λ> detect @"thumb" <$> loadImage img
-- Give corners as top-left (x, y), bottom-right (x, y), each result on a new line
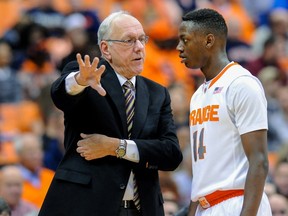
top-left (89, 83), bottom-right (106, 96)
top-left (95, 85), bottom-right (107, 96)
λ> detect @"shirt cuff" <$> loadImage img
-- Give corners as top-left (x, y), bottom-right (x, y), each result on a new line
top-left (124, 140), bottom-right (139, 163)
top-left (65, 71), bottom-right (87, 95)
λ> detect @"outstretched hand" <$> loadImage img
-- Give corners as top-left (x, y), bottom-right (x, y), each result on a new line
top-left (76, 53), bottom-right (106, 96)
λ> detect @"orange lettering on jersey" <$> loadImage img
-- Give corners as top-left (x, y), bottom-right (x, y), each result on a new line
top-left (190, 110), bottom-right (196, 125)
top-left (210, 105), bottom-right (219, 121)
top-left (202, 106), bottom-right (210, 122)
top-left (189, 105), bottom-right (219, 126)
top-left (195, 108), bottom-right (202, 124)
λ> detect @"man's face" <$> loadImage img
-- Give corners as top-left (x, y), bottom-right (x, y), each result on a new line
top-left (274, 162), bottom-right (288, 196)
top-left (269, 194), bottom-right (288, 216)
top-left (19, 138), bottom-right (44, 173)
top-left (103, 15), bottom-right (146, 79)
top-left (0, 169), bottom-right (23, 207)
top-left (177, 21), bottom-right (208, 70)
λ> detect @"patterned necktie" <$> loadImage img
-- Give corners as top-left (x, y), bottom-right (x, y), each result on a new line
top-left (123, 81), bottom-right (135, 139)
top-left (123, 81), bottom-right (140, 211)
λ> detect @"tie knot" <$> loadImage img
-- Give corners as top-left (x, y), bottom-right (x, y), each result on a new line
top-left (123, 80), bottom-right (134, 90)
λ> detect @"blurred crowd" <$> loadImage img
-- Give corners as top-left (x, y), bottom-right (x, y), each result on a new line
top-left (0, 0), bottom-right (287, 215)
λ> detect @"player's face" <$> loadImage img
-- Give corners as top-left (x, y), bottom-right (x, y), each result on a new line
top-left (177, 22), bottom-right (208, 69)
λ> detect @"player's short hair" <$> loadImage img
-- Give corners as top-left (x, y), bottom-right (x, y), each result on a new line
top-left (182, 8), bottom-right (228, 38)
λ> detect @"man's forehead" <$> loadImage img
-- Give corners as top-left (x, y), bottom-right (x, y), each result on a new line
top-left (111, 16), bottom-right (144, 36)
top-left (113, 14), bottom-right (141, 27)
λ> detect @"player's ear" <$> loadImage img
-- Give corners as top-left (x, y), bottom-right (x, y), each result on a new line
top-left (205, 34), bottom-right (214, 49)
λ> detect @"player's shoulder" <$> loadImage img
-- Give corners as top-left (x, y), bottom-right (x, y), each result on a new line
top-left (226, 63), bottom-right (252, 78)
top-left (225, 63), bottom-right (260, 86)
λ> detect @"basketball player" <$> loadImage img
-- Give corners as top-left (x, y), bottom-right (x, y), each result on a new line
top-left (176, 8), bottom-right (272, 216)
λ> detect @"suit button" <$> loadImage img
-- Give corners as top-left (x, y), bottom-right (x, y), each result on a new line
top-left (120, 184), bottom-right (126, 190)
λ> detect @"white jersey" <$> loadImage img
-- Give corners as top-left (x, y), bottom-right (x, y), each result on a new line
top-left (190, 62), bottom-right (268, 201)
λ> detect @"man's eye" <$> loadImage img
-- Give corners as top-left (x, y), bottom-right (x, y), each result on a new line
top-left (183, 39), bottom-right (188, 44)
top-left (125, 39), bottom-right (134, 45)
top-left (139, 38), bottom-right (146, 43)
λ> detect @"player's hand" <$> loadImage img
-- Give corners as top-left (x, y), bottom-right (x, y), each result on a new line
top-left (76, 53), bottom-right (106, 96)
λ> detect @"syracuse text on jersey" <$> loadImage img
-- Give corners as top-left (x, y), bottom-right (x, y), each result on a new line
top-left (189, 105), bottom-right (219, 126)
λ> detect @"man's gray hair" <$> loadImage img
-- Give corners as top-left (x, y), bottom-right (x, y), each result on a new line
top-left (97, 10), bottom-right (131, 45)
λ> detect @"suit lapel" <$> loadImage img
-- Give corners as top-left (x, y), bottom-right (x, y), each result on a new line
top-left (101, 62), bottom-right (128, 137)
top-left (132, 76), bottom-right (149, 138)
top-left (100, 60), bottom-right (149, 139)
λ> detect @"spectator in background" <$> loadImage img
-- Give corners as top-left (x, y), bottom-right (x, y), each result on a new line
top-left (267, 144), bottom-right (288, 184)
top-left (257, 66), bottom-right (287, 152)
top-left (59, 12), bottom-right (100, 71)
top-left (269, 193), bottom-right (288, 216)
top-left (14, 133), bottom-right (54, 209)
top-left (272, 158), bottom-right (288, 200)
top-left (226, 17), bottom-right (255, 66)
top-left (0, 165), bottom-right (38, 216)
top-left (41, 107), bottom-right (64, 171)
top-left (18, 39), bottom-right (59, 101)
top-left (252, 7), bottom-right (288, 76)
top-left (264, 182), bottom-right (276, 198)
top-left (25, 0), bottom-right (64, 35)
top-left (168, 83), bottom-right (190, 130)
top-left (275, 86), bottom-right (288, 132)
top-left (252, 7), bottom-right (288, 57)
top-left (199, 0), bottom-right (256, 44)
top-left (159, 172), bottom-right (181, 216)
top-left (172, 147), bottom-right (192, 208)
top-left (0, 39), bottom-right (44, 166)
top-left (4, 21), bottom-right (50, 71)
top-left (244, 35), bottom-right (286, 78)
top-left (68, 0), bottom-right (101, 44)
top-left (34, 83), bottom-right (64, 171)
top-left (241, 0), bottom-right (274, 27)
top-left (0, 39), bottom-right (22, 103)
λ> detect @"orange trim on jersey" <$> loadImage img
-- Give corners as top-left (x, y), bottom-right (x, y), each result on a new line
top-left (208, 62), bottom-right (239, 89)
top-left (198, 189), bottom-right (244, 209)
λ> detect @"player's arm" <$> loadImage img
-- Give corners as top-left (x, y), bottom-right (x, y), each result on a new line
top-left (187, 200), bottom-right (199, 216)
top-left (240, 129), bottom-right (269, 216)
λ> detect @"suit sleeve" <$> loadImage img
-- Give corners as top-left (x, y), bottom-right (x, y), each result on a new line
top-left (134, 87), bottom-right (183, 171)
top-left (50, 61), bottom-right (86, 112)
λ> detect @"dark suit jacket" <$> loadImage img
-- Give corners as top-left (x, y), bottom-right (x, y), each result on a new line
top-left (39, 59), bottom-right (183, 216)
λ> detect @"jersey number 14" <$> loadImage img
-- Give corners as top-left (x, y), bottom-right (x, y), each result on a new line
top-left (192, 128), bottom-right (206, 162)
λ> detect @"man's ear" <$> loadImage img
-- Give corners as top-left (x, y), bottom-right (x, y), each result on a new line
top-left (206, 34), bottom-right (214, 49)
top-left (100, 41), bottom-right (112, 60)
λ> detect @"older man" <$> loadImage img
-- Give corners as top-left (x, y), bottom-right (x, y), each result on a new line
top-left (39, 11), bottom-right (182, 216)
